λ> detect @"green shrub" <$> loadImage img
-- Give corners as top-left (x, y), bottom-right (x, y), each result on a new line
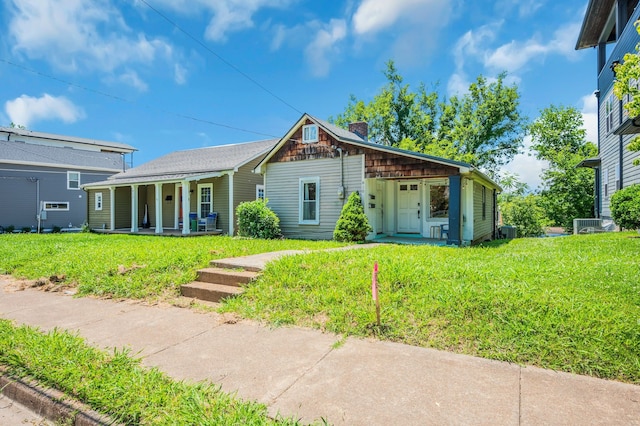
top-left (21, 227), bottom-right (31, 233)
top-left (333, 192), bottom-right (372, 242)
top-left (5, 225), bottom-right (15, 233)
top-left (500, 194), bottom-right (548, 237)
top-left (52, 226), bottom-right (61, 233)
top-left (236, 199), bottom-right (281, 239)
top-left (610, 184), bottom-right (640, 230)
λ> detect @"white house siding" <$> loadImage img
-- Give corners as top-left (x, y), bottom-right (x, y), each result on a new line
top-left (472, 181), bottom-right (494, 243)
top-left (266, 155), bottom-right (364, 240)
top-left (599, 87), bottom-right (621, 218)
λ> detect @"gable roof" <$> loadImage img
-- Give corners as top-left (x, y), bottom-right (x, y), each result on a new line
top-left (0, 139), bottom-right (125, 171)
top-left (0, 127), bottom-right (136, 153)
top-left (83, 138), bottom-right (278, 188)
top-left (255, 113), bottom-right (473, 173)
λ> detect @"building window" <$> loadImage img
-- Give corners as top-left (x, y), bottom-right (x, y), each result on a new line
top-left (429, 185), bottom-right (449, 218)
top-left (44, 202), bottom-right (69, 211)
top-left (604, 168), bottom-right (609, 198)
top-left (197, 183), bottom-right (213, 219)
top-left (67, 171), bottom-right (80, 190)
top-left (615, 163), bottom-right (620, 190)
top-left (605, 95), bottom-right (615, 133)
top-left (256, 184), bottom-right (265, 200)
top-left (302, 124), bottom-right (318, 143)
top-left (95, 192), bottom-right (103, 211)
top-left (299, 177), bottom-right (319, 224)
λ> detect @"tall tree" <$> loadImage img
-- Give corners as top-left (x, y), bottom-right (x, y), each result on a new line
top-left (529, 105), bottom-right (597, 231)
top-left (331, 60), bottom-right (527, 176)
top-left (613, 21), bottom-right (640, 165)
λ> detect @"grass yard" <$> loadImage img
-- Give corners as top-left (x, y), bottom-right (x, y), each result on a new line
top-left (221, 233), bottom-right (640, 384)
top-left (0, 233), bottom-right (345, 299)
top-left (0, 320), bottom-right (299, 425)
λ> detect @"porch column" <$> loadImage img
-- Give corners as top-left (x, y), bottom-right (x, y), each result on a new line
top-left (174, 185), bottom-right (180, 229)
top-left (109, 187), bottom-right (116, 231)
top-left (155, 183), bottom-right (163, 234)
top-left (447, 175), bottom-right (462, 246)
top-left (130, 184), bottom-right (139, 233)
top-left (228, 172), bottom-right (234, 235)
top-left (182, 180), bottom-right (191, 235)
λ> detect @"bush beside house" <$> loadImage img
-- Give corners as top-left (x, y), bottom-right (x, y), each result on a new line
top-left (333, 192), bottom-right (372, 243)
top-left (236, 199), bottom-right (281, 239)
top-left (610, 184), bottom-right (640, 230)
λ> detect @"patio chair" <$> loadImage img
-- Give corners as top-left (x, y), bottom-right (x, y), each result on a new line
top-left (440, 224), bottom-right (449, 240)
top-left (198, 212), bottom-right (217, 232)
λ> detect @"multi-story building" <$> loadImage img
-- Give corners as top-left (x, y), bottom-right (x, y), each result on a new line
top-left (576, 0), bottom-right (640, 219)
top-left (0, 127), bottom-right (135, 231)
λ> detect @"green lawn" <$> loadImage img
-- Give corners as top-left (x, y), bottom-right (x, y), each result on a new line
top-left (221, 233), bottom-right (640, 384)
top-left (0, 320), bottom-right (299, 425)
top-left (0, 233), bottom-right (345, 299)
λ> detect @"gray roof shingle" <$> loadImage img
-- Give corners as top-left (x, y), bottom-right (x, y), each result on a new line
top-left (0, 140), bottom-right (125, 171)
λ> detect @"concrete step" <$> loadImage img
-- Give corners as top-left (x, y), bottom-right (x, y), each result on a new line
top-left (210, 260), bottom-right (262, 273)
top-left (197, 267), bottom-right (259, 287)
top-left (180, 281), bottom-right (244, 303)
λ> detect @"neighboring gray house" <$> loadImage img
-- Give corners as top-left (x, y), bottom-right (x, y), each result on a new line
top-left (0, 127), bottom-right (135, 231)
top-left (576, 0), bottom-right (640, 219)
top-left (82, 139), bottom-right (277, 235)
top-left (255, 114), bottom-right (501, 245)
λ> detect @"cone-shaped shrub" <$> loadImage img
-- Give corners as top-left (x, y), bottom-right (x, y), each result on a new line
top-left (333, 191), bottom-right (372, 242)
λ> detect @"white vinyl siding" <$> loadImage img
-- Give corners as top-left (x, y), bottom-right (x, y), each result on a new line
top-left (266, 155), bottom-right (364, 240)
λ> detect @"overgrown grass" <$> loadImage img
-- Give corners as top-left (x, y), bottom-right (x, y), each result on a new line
top-left (221, 233), bottom-right (640, 383)
top-left (0, 319), bottom-right (299, 425)
top-left (0, 233), bottom-right (344, 299)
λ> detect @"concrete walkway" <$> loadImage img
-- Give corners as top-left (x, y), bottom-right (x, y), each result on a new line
top-left (0, 277), bottom-right (638, 425)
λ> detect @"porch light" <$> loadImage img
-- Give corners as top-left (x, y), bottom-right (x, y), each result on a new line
top-left (611, 60), bottom-right (621, 77)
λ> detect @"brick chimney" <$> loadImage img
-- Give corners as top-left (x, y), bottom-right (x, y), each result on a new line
top-left (348, 121), bottom-right (368, 141)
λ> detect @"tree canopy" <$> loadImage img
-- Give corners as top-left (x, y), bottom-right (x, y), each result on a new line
top-left (529, 105), bottom-right (597, 231)
top-left (331, 60), bottom-right (527, 176)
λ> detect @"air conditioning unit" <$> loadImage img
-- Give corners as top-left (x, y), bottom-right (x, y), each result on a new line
top-left (573, 218), bottom-right (603, 234)
top-left (499, 225), bottom-right (516, 239)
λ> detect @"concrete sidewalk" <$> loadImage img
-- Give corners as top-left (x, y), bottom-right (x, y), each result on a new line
top-left (0, 278), bottom-right (638, 425)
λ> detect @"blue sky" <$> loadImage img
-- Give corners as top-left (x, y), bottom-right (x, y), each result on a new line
top-left (0, 0), bottom-right (597, 190)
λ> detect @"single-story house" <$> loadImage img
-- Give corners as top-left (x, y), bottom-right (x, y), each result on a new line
top-left (0, 127), bottom-right (135, 231)
top-left (82, 139), bottom-right (277, 235)
top-left (254, 114), bottom-right (501, 245)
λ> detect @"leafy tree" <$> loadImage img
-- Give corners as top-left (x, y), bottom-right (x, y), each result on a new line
top-left (610, 184), bottom-right (640, 229)
top-left (333, 192), bottom-right (372, 243)
top-left (500, 195), bottom-right (548, 238)
top-left (331, 60), bottom-right (527, 176)
top-left (497, 172), bottom-right (529, 203)
top-left (9, 122), bottom-right (26, 129)
top-left (236, 199), bottom-right (281, 239)
top-left (529, 105), bottom-right (597, 232)
top-left (613, 21), bottom-right (640, 165)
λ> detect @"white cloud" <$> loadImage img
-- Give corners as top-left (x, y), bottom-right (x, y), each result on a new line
top-left (305, 19), bottom-right (347, 77)
top-left (501, 135), bottom-right (547, 190)
top-left (8, 0), bottom-right (176, 76)
top-left (174, 64), bottom-right (187, 85)
top-left (353, 0), bottom-right (441, 35)
top-left (483, 21), bottom-right (582, 73)
top-left (118, 70), bottom-right (148, 92)
top-left (5, 94), bottom-right (85, 128)
top-left (580, 92), bottom-right (598, 145)
top-left (149, 0), bottom-right (293, 43)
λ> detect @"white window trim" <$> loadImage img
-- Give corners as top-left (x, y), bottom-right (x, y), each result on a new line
top-left (67, 171), bottom-right (80, 190)
top-left (302, 124), bottom-right (319, 143)
top-left (44, 201), bottom-right (69, 211)
top-left (299, 177), bottom-right (320, 225)
top-left (95, 192), bottom-right (103, 211)
top-left (603, 168), bottom-right (609, 198)
top-left (256, 184), bottom-right (265, 200)
top-left (197, 183), bottom-right (213, 219)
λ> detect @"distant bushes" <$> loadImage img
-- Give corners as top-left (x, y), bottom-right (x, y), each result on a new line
top-left (236, 199), bottom-right (281, 239)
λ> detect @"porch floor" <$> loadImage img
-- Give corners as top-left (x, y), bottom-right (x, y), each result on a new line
top-left (372, 234), bottom-right (449, 246)
top-left (93, 228), bottom-right (223, 237)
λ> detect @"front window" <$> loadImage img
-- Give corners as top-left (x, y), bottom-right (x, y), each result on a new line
top-left (605, 95), bottom-right (615, 133)
top-left (256, 184), bottom-right (265, 200)
top-left (44, 202), bottom-right (69, 211)
top-left (482, 186), bottom-right (487, 220)
top-left (67, 171), bottom-right (80, 190)
top-left (302, 124), bottom-right (318, 143)
top-left (429, 185), bottom-right (449, 218)
top-left (299, 177), bottom-right (319, 224)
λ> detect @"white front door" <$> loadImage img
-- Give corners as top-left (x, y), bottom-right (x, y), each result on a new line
top-left (397, 181), bottom-right (421, 233)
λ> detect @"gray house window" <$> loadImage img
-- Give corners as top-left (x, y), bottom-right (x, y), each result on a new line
top-left (67, 171), bottom-right (80, 190)
top-left (44, 202), bottom-right (69, 211)
top-left (95, 192), bottom-right (103, 211)
top-left (605, 95), bottom-right (614, 133)
top-left (256, 184), bottom-right (265, 200)
top-left (299, 177), bottom-right (319, 224)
